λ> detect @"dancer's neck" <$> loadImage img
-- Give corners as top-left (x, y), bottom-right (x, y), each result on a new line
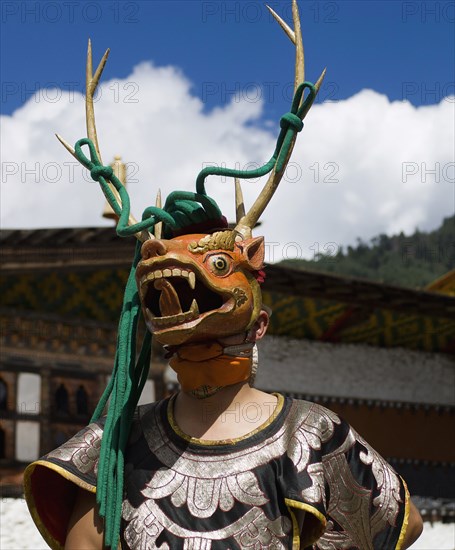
top-left (172, 383), bottom-right (278, 441)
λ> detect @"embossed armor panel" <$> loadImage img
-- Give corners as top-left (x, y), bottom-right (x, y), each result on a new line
top-left (24, 396), bottom-right (409, 549)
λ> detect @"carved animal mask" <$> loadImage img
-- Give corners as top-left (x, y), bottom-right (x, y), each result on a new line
top-left (136, 231), bottom-right (265, 346)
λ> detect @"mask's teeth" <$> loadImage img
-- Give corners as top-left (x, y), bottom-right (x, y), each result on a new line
top-left (190, 298), bottom-right (199, 316)
top-left (151, 299), bottom-right (200, 327)
top-left (188, 271), bottom-right (196, 290)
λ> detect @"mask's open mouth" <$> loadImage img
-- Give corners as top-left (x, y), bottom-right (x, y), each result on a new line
top-left (140, 267), bottom-right (224, 328)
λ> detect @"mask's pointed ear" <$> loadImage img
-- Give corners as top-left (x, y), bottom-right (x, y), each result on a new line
top-left (238, 236), bottom-right (265, 271)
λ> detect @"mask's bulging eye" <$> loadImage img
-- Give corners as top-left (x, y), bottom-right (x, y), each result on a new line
top-left (206, 254), bottom-right (232, 276)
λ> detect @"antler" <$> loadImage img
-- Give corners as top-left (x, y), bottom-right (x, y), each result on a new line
top-left (234, 0), bottom-right (326, 239)
top-left (85, 39), bottom-right (109, 164)
top-left (154, 189), bottom-right (163, 239)
top-left (235, 178), bottom-right (246, 223)
top-left (56, 40), bottom-right (147, 240)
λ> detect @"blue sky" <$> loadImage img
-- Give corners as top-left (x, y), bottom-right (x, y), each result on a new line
top-left (2, 0), bottom-right (454, 118)
top-left (1, 1), bottom-right (454, 261)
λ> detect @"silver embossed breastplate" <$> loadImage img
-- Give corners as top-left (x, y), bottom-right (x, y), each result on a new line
top-left (24, 395), bottom-right (408, 550)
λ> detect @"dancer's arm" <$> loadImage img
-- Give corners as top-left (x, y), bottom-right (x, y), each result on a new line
top-left (65, 488), bottom-right (104, 550)
top-left (402, 499), bottom-right (423, 549)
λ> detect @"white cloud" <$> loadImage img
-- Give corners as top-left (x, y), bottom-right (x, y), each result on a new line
top-left (1, 62), bottom-right (453, 262)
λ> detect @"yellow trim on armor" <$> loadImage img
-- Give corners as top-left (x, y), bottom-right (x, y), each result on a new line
top-left (167, 392), bottom-right (284, 446)
top-left (284, 498), bottom-right (327, 547)
top-left (23, 460), bottom-right (96, 550)
top-left (284, 500), bottom-right (300, 550)
top-left (395, 477), bottom-right (410, 550)
top-left (29, 459), bottom-right (96, 493)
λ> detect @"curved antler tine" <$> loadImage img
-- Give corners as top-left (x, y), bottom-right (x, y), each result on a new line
top-left (266, 5), bottom-right (295, 42)
top-left (234, 179), bottom-right (253, 239)
top-left (235, 178), bottom-right (246, 223)
top-left (267, 1), bottom-right (304, 91)
top-left (153, 189), bottom-right (162, 240)
top-left (314, 67), bottom-right (327, 94)
top-left (292, 0), bottom-right (304, 91)
top-left (299, 67), bottom-right (326, 120)
top-left (55, 133), bottom-right (77, 159)
top-left (86, 39), bottom-right (110, 164)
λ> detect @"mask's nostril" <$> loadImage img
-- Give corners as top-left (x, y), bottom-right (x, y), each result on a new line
top-left (141, 239), bottom-right (167, 259)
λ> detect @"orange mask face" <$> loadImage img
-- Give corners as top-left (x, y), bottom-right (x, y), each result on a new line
top-left (135, 231), bottom-right (265, 346)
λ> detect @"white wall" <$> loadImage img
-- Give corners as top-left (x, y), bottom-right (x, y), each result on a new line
top-left (256, 336), bottom-right (455, 405)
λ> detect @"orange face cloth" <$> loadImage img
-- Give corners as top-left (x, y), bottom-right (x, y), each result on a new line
top-left (169, 342), bottom-right (252, 393)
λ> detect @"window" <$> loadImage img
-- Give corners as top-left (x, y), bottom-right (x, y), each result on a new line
top-left (55, 383), bottom-right (69, 414)
top-left (0, 426), bottom-right (5, 459)
top-left (76, 385), bottom-right (88, 415)
top-left (0, 379), bottom-right (7, 411)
